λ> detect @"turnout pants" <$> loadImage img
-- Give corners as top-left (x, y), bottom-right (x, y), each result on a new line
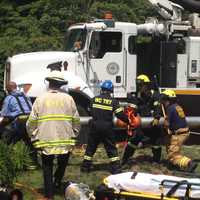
top-left (122, 126), bottom-right (162, 164)
top-left (42, 153), bottom-right (70, 198)
top-left (166, 132), bottom-right (191, 169)
top-left (82, 121), bottom-right (121, 174)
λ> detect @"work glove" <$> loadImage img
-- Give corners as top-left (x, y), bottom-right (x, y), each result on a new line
top-left (151, 118), bottom-right (159, 126)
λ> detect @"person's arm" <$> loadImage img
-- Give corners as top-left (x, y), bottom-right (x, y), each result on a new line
top-left (113, 99), bottom-right (129, 124)
top-left (26, 98), bottom-right (39, 140)
top-left (71, 97), bottom-right (81, 136)
top-left (0, 96), bottom-right (15, 125)
top-left (152, 92), bottom-right (162, 126)
top-left (1, 96), bottom-right (10, 117)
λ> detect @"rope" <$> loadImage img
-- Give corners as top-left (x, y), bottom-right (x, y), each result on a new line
top-left (14, 182), bottom-right (45, 200)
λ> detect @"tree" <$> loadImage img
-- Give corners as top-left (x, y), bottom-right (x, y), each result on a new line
top-left (0, 0), bottom-right (155, 88)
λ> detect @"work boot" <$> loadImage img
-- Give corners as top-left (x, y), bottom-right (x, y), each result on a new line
top-left (186, 161), bottom-right (198, 173)
top-left (152, 146), bottom-right (162, 163)
top-left (80, 160), bottom-right (92, 173)
top-left (121, 145), bottom-right (135, 166)
top-left (110, 160), bottom-right (122, 174)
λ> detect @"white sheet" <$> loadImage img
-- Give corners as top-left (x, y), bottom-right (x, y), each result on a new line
top-left (104, 172), bottom-right (200, 198)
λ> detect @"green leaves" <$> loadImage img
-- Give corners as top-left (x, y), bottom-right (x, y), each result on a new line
top-left (0, 0), bottom-right (156, 87)
top-left (0, 141), bottom-right (31, 187)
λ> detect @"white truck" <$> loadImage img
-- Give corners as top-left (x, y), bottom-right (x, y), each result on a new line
top-left (4, 0), bottom-right (200, 117)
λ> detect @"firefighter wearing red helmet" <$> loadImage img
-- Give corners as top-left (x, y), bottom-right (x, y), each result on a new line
top-left (161, 89), bottom-right (198, 172)
top-left (80, 80), bottom-right (129, 174)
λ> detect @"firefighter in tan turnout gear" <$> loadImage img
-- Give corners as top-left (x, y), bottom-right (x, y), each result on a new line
top-left (26, 69), bottom-right (80, 200)
top-left (161, 89), bottom-right (198, 173)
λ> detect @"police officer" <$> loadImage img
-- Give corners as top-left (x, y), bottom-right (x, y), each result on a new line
top-left (161, 89), bottom-right (198, 172)
top-left (80, 80), bottom-right (129, 174)
top-left (27, 70), bottom-right (81, 199)
top-left (122, 74), bottom-right (162, 165)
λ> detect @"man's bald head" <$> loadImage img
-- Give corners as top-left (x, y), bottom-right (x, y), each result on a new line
top-left (6, 81), bottom-right (17, 93)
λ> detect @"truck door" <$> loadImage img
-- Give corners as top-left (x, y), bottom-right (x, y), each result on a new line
top-left (88, 30), bottom-right (125, 95)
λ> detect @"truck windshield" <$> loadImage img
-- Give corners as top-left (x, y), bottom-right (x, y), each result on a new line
top-left (65, 28), bottom-right (87, 51)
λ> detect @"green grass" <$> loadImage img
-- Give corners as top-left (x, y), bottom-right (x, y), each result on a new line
top-left (16, 145), bottom-right (200, 200)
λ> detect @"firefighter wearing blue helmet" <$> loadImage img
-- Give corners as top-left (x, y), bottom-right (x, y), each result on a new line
top-left (81, 80), bottom-right (129, 174)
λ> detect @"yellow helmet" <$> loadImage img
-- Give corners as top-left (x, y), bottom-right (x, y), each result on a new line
top-left (136, 74), bottom-right (150, 83)
top-left (161, 89), bottom-right (176, 98)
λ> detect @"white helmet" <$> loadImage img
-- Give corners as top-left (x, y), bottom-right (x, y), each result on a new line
top-left (45, 70), bottom-right (68, 84)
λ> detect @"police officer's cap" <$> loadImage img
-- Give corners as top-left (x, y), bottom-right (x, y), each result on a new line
top-left (47, 61), bottom-right (62, 71)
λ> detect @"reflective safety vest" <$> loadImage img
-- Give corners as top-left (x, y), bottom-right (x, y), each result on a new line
top-left (26, 90), bottom-right (80, 155)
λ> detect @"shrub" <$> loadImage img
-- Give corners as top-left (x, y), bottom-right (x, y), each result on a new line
top-left (0, 141), bottom-right (31, 187)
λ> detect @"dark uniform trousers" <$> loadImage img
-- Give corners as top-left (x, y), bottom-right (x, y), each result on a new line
top-left (82, 120), bottom-right (121, 174)
top-left (123, 91), bottom-right (163, 164)
top-left (42, 153), bottom-right (70, 198)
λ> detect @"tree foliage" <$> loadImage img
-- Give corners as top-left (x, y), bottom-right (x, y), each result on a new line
top-left (0, 0), bottom-right (155, 87)
top-left (0, 141), bottom-right (31, 187)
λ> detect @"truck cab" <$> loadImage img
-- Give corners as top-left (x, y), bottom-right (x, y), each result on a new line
top-left (64, 19), bottom-right (137, 98)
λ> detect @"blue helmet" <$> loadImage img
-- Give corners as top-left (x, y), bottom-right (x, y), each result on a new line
top-left (101, 80), bottom-right (113, 92)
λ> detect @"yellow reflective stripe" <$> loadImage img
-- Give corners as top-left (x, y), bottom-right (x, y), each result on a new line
top-left (28, 117), bottom-right (37, 123)
top-left (110, 156), bottom-right (120, 162)
top-left (84, 155), bottom-right (92, 160)
top-left (179, 156), bottom-right (190, 168)
top-left (28, 114), bottom-right (73, 123)
top-left (72, 117), bottom-right (80, 124)
top-left (33, 139), bottom-right (76, 148)
top-left (92, 103), bottom-right (112, 111)
top-left (38, 114), bottom-right (72, 119)
top-left (114, 107), bottom-right (123, 114)
top-left (179, 157), bottom-right (186, 168)
top-left (34, 139), bottom-right (76, 145)
top-left (38, 115), bottom-right (72, 120)
top-left (37, 118), bottom-right (72, 122)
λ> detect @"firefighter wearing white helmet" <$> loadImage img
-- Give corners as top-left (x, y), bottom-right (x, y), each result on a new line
top-left (161, 89), bottom-right (198, 172)
top-left (27, 68), bottom-right (80, 199)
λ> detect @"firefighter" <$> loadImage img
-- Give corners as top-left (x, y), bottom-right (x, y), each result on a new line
top-left (161, 89), bottom-right (198, 172)
top-left (137, 74), bottom-right (163, 162)
top-left (80, 80), bottom-right (129, 174)
top-left (123, 74), bottom-right (162, 165)
top-left (26, 70), bottom-right (80, 200)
